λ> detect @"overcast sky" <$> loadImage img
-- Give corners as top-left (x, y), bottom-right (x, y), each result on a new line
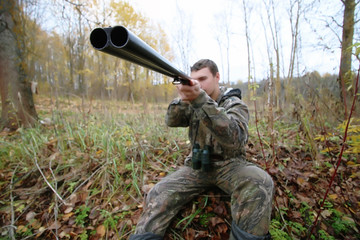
top-left (129, 0), bottom-right (346, 83)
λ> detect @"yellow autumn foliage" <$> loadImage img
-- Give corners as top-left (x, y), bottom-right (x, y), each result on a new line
top-left (315, 118), bottom-right (360, 154)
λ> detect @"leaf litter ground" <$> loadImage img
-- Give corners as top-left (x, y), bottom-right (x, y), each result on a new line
top-left (0, 100), bottom-right (359, 239)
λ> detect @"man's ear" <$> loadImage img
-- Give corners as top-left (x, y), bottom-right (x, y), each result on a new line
top-left (215, 72), bottom-right (220, 83)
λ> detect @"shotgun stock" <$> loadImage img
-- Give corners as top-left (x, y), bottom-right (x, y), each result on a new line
top-left (89, 26), bottom-right (191, 85)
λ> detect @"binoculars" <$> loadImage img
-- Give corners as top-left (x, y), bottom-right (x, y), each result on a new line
top-left (192, 143), bottom-right (211, 172)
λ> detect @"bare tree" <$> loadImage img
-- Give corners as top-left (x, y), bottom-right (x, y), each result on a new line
top-left (60, 0), bottom-right (89, 96)
top-left (0, 0), bottom-right (38, 130)
top-left (242, 0), bottom-right (253, 102)
top-left (214, 1), bottom-right (234, 85)
top-left (286, 0), bottom-right (302, 102)
top-left (339, 0), bottom-right (357, 118)
top-left (287, 0), bottom-right (301, 82)
top-left (173, 2), bottom-right (193, 73)
top-left (304, 0), bottom-right (359, 117)
top-left (262, 0), bottom-right (282, 110)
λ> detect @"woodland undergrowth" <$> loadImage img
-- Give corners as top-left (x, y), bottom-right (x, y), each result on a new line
top-left (0, 94), bottom-right (359, 240)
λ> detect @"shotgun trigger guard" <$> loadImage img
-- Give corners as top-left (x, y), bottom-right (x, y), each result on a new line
top-left (172, 77), bottom-right (182, 85)
top-left (172, 77), bottom-right (190, 85)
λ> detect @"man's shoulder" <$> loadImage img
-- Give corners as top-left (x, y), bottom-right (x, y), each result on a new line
top-left (219, 87), bottom-right (243, 104)
top-left (223, 88), bottom-right (242, 99)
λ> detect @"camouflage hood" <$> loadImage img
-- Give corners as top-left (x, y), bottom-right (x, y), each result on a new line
top-left (217, 87), bottom-right (242, 104)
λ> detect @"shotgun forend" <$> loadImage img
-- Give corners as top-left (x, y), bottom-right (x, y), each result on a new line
top-left (89, 26), bottom-right (191, 85)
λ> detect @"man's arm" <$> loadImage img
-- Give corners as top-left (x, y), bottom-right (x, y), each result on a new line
top-left (165, 99), bottom-right (192, 127)
top-left (165, 79), bottom-right (200, 127)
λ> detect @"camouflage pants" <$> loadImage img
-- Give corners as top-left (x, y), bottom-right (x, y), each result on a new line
top-left (134, 158), bottom-right (274, 237)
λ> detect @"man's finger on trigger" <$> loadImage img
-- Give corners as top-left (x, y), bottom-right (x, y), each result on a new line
top-left (189, 79), bottom-right (198, 86)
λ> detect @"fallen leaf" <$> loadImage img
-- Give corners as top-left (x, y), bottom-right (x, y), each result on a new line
top-left (89, 207), bottom-right (100, 219)
top-left (64, 207), bottom-right (73, 214)
top-left (26, 211), bottom-right (36, 221)
top-left (142, 183), bottom-right (155, 193)
top-left (290, 211), bottom-right (302, 219)
top-left (328, 194), bottom-right (338, 200)
top-left (48, 221), bottom-right (61, 230)
top-left (96, 225), bottom-right (106, 237)
top-left (210, 217), bottom-right (224, 227)
top-left (185, 228), bottom-right (195, 240)
top-left (268, 167), bottom-right (279, 175)
top-left (320, 209), bottom-right (332, 218)
top-left (47, 152), bottom-right (60, 161)
top-left (59, 231), bottom-right (68, 238)
top-left (62, 212), bottom-right (75, 221)
top-left (297, 177), bottom-right (305, 185)
top-left (215, 223), bottom-right (228, 233)
top-left (16, 225), bottom-right (28, 233)
top-left (30, 219), bottom-right (42, 229)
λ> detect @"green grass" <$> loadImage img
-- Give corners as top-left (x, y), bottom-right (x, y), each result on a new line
top-left (0, 103), bottom-right (188, 239)
top-left (0, 98), bottom-right (359, 239)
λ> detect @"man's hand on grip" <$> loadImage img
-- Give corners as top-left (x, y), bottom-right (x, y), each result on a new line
top-left (177, 79), bottom-right (201, 102)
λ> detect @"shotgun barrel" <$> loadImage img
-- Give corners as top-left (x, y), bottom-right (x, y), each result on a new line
top-left (89, 26), bottom-right (191, 85)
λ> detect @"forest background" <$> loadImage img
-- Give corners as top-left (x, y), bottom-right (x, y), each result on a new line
top-left (0, 0), bottom-right (360, 239)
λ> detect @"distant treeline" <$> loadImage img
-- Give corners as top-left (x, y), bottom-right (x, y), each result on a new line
top-left (236, 71), bottom-right (340, 103)
top-left (37, 70), bottom-right (344, 107)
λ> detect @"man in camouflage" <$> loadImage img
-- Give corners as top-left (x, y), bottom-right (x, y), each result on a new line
top-left (129, 59), bottom-right (274, 240)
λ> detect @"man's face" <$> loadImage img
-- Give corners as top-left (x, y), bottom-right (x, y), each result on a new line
top-left (190, 67), bottom-right (220, 100)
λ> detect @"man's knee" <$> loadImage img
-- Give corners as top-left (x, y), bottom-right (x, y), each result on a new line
top-left (231, 169), bottom-right (274, 235)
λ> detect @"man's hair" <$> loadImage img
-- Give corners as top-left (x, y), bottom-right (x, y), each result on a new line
top-left (190, 59), bottom-right (219, 76)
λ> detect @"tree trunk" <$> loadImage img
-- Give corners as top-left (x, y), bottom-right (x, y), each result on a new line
top-left (0, 0), bottom-right (38, 130)
top-left (263, 0), bottom-right (282, 111)
top-left (242, 0), bottom-right (252, 103)
top-left (286, 0), bottom-right (301, 103)
top-left (339, 0), bottom-right (355, 119)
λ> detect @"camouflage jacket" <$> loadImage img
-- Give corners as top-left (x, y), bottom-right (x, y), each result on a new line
top-left (165, 87), bottom-right (249, 160)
